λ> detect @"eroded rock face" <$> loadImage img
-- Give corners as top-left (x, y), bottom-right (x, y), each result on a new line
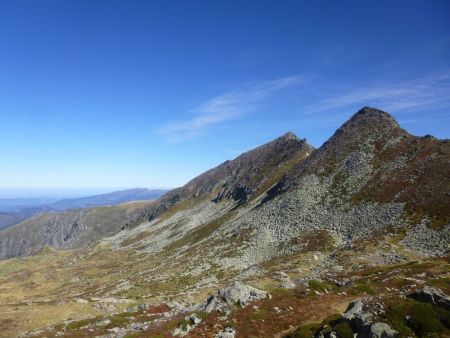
top-left (203, 282), bottom-right (269, 313)
top-left (411, 286), bottom-right (450, 310)
top-left (342, 298), bottom-right (374, 331)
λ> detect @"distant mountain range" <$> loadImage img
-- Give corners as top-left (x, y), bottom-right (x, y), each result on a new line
top-left (48, 188), bottom-right (167, 210)
top-left (0, 188), bottom-right (167, 229)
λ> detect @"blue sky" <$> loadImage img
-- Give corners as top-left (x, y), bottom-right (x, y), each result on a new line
top-left (0, 0), bottom-right (449, 191)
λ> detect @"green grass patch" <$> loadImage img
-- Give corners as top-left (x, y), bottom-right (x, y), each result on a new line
top-left (353, 283), bottom-right (376, 295)
top-left (286, 323), bottom-right (321, 338)
top-left (286, 314), bottom-right (342, 338)
top-left (116, 310), bottom-right (140, 317)
top-left (308, 279), bottom-right (327, 292)
top-left (66, 318), bottom-right (93, 330)
top-left (248, 308), bottom-right (270, 321)
top-left (429, 277), bottom-right (450, 291)
top-left (333, 321), bottom-right (354, 338)
top-left (382, 297), bottom-right (450, 336)
top-left (196, 311), bottom-right (208, 321)
top-left (123, 333), bottom-right (139, 338)
top-left (164, 319), bottom-right (180, 330)
top-left (104, 315), bottom-right (131, 329)
top-left (308, 279), bottom-right (338, 293)
top-left (269, 287), bottom-right (292, 297)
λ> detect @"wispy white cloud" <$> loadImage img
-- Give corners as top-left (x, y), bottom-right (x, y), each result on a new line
top-left (305, 72), bottom-right (450, 114)
top-left (158, 72), bottom-right (450, 142)
top-left (158, 76), bottom-right (302, 142)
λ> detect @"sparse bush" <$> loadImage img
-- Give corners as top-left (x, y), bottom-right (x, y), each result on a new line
top-left (196, 311), bottom-right (208, 320)
top-left (123, 333), bottom-right (139, 338)
top-left (106, 315), bottom-right (130, 328)
top-left (307, 279), bottom-right (338, 293)
top-left (383, 298), bottom-right (450, 336)
top-left (286, 323), bottom-right (319, 338)
top-left (333, 321), bottom-right (353, 338)
top-left (308, 279), bottom-right (327, 292)
top-left (164, 319), bottom-right (179, 330)
top-left (383, 299), bottom-right (413, 336)
top-left (116, 311), bottom-right (139, 317)
top-left (248, 309), bottom-right (269, 320)
top-left (408, 302), bottom-right (444, 335)
top-left (437, 306), bottom-right (450, 329)
top-left (269, 287), bottom-right (291, 297)
top-left (354, 283), bottom-right (376, 295)
top-left (66, 318), bottom-right (92, 330)
top-left (223, 322), bottom-right (234, 329)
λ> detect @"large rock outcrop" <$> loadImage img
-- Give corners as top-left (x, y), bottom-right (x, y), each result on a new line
top-left (411, 286), bottom-right (450, 310)
top-left (202, 282), bottom-right (270, 313)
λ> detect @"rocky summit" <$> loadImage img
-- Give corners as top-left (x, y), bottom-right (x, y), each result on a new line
top-left (0, 107), bottom-right (449, 338)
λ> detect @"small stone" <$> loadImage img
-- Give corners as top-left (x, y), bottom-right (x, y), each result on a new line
top-left (370, 322), bottom-right (397, 338)
top-left (74, 298), bottom-right (88, 304)
top-left (214, 327), bottom-right (236, 338)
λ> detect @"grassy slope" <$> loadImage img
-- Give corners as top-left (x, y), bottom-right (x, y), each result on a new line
top-left (1, 246), bottom-right (447, 337)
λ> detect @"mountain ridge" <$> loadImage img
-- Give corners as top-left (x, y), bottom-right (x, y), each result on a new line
top-left (124, 132), bottom-right (314, 229)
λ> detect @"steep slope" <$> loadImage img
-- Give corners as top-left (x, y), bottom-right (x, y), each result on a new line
top-left (215, 107), bottom-right (449, 266)
top-left (0, 201), bottom-right (150, 259)
top-left (124, 132), bottom-right (314, 228)
top-left (268, 107), bottom-right (450, 228)
top-left (110, 107), bottom-right (448, 279)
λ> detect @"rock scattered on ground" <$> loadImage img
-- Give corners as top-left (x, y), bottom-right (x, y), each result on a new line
top-left (214, 327), bottom-right (236, 338)
top-left (411, 285), bottom-right (450, 310)
top-left (202, 282), bottom-right (270, 313)
top-left (338, 298), bottom-right (397, 338)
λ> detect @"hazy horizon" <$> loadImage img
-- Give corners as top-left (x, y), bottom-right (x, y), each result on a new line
top-left (0, 186), bottom-right (173, 199)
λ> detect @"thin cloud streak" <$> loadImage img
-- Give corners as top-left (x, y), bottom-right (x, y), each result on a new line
top-left (158, 72), bottom-right (450, 143)
top-left (305, 72), bottom-right (450, 114)
top-left (158, 76), bottom-right (302, 142)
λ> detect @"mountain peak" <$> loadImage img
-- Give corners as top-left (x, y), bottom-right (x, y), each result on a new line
top-left (280, 131), bottom-right (299, 141)
top-left (328, 107), bottom-right (401, 142)
top-left (274, 132), bottom-right (310, 147)
top-left (349, 106), bottom-right (399, 128)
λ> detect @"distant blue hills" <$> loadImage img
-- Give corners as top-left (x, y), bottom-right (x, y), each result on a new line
top-left (0, 188), bottom-right (168, 229)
